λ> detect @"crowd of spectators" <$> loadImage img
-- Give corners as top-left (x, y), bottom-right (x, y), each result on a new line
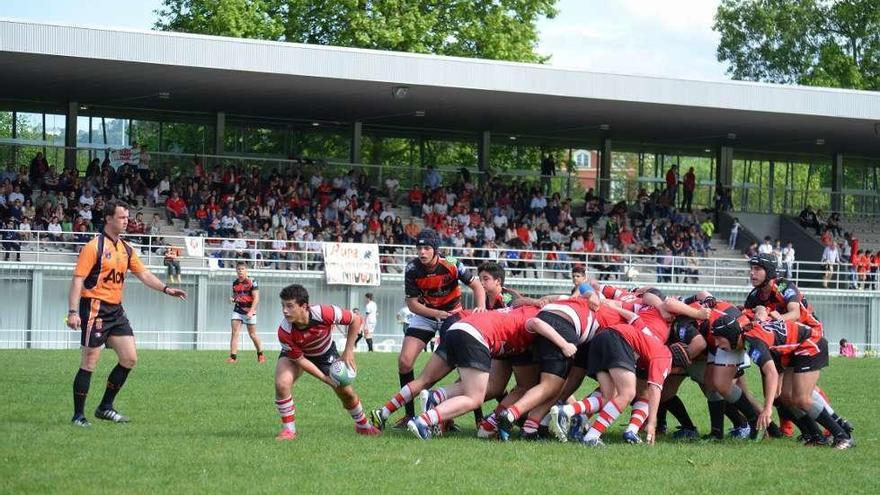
top-left (799, 205), bottom-right (878, 290)
top-left (2, 151), bottom-right (727, 283)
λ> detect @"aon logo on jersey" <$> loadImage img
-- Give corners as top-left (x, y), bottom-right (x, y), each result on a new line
top-left (102, 269), bottom-right (125, 284)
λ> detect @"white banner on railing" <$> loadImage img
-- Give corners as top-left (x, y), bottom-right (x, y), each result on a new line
top-left (184, 236), bottom-right (204, 257)
top-left (322, 242), bottom-right (381, 286)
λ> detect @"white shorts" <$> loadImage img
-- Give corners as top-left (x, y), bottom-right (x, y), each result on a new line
top-left (364, 320), bottom-right (376, 338)
top-left (408, 314), bottom-right (443, 334)
top-left (231, 312), bottom-right (257, 326)
top-left (708, 348), bottom-right (751, 370)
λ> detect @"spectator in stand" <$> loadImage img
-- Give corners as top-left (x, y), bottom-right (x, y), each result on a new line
top-left (540, 153), bottom-right (556, 195)
top-left (782, 241), bottom-right (796, 279)
top-left (826, 212), bottom-right (842, 238)
top-left (839, 339), bottom-right (857, 358)
top-left (872, 251), bottom-right (880, 291)
top-left (18, 217), bottom-right (32, 241)
top-left (820, 227), bottom-right (833, 247)
top-left (408, 185), bottom-right (424, 217)
top-left (657, 247), bottom-right (673, 283)
top-left (758, 236), bottom-right (773, 255)
top-left (744, 241), bottom-right (758, 259)
top-left (821, 239), bottom-right (840, 288)
top-left (529, 190), bottom-right (547, 214)
top-left (618, 224), bottom-right (636, 253)
top-left (47, 216), bottom-right (63, 245)
top-left (856, 250), bottom-right (869, 289)
top-left (798, 205), bottom-right (821, 235)
top-left (164, 242), bottom-right (182, 284)
top-left (29, 152), bottom-right (49, 187)
top-left (864, 250), bottom-right (875, 290)
top-left (424, 165), bottom-right (442, 191)
top-left (126, 211), bottom-right (147, 244)
top-left (2, 220), bottom-right (21, 261)
top-left (385, 177), bottom-right (400, 203)
top-left (681, 166), bottom-right (696, 212)
top-left (845, 232), bottom-right (859, 289)
top-left (165, 191), bottom-right (189, 228)
top-left (699, 215), bottom-right (714, 237)
top-left (665, 164), bottom-right (679, 204)
top-left (148, 213), bottom-right (163, 246)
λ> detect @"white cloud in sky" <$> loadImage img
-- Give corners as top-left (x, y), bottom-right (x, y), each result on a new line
top-left (537, 0), bottom-right (729, 81)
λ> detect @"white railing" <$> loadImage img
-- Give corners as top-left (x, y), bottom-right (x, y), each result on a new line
top-left (2, 229), bottom-right (878, 291)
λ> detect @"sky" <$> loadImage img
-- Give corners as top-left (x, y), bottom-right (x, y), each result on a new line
top-left (4, 0), bottom-right (729, 82)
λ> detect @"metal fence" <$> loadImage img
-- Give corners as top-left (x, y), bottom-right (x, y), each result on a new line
top-left (3, 229), bottom-right (880, 290)
top-left (1, 231), bottom-right (879, 353)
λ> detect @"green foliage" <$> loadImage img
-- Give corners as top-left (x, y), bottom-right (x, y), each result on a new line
top-left (1, 350), bottom-right (878, 494)
top-left (155, 0), bottom-right (557, 63)
top-left (714, 0), bottom-right (880, 90)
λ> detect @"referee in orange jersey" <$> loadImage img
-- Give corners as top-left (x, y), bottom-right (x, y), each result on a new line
top-left (66, 199), bottom-right (187, 427)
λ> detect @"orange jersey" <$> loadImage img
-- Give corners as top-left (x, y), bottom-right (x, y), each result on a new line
top-left (74, 234), bottom-right (146, 305)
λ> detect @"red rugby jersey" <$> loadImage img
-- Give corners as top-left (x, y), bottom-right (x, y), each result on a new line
top-left (455, 306), bottom-right (541, 357)
top-left (277, 304), bottom-right (352, 359)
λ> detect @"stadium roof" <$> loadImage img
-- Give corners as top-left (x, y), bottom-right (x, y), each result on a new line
top-left (2, 18), bottom-right (879, 156)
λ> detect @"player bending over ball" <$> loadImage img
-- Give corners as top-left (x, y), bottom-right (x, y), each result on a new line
top-left (273, 284), bottom-right (380, 441)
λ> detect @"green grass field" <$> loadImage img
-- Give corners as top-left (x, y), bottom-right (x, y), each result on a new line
top-left (1, 350), bottom-right (877, 494)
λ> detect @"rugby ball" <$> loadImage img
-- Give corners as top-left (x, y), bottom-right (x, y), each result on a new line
top-left (329, 360), bottom-right (357, 386)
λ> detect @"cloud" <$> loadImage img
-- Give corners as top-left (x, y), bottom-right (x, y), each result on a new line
top-left (616, 0), bottom-right (720, 36)
top-left (537, 0), bottom-right (727, 80)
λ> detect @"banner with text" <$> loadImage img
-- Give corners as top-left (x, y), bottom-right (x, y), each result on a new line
top-left (322, 242), bottom-right (381, 286)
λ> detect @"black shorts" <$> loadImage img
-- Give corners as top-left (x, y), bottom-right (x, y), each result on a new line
top-left (437, 312), bottom-right (462, 340)
top-left (435, 327), bottom-right (491, 372)
top-left (571, 341), bottom-right (591, 370)
top-left (790, 338), bottom-right (829, 373)
top-left (79, 298), bottom-right (134, 348)
top-left (586, 330), bottom-right (636, 378)
top-left (534, 311), bottom-right (579, 378)
top-left (496, 350), bottom-right (537, 367)
top-left (280, 342), bottom-right (340, 376)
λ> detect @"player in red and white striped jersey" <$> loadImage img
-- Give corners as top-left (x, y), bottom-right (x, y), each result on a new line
top-left (496, 284), bottom-right (605, 440)
top-left (577, 301), bottom-right (673, 446)
top-left (371, 304), bottom-right (574, 440)
top-left (273, 284), bottom-right (379, 441)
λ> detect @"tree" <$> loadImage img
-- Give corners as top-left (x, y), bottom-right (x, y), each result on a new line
top-left (713, 0), bottom-right (880, 90)
top-left (155, 0), bottom-right (557, 63)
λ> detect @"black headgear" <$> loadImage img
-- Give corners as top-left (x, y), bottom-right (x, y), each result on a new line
top-left (749, 253), bottom-right (777, 284)
top-left (711, 314), bottom-right (742, 346)
top-left (416, 229), bottom-right (441, 251)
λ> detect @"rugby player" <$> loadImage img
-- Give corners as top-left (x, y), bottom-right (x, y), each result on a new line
top-left (273, 284), bottom-right (379, 440)
top-left (228, 261), bottom-right (265, 363)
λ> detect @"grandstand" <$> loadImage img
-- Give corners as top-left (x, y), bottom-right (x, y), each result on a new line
top-left (1, 19), bottom-right (879, 352)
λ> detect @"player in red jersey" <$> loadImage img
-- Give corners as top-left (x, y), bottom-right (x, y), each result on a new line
top-left (429, 261), bottom-right (536, 436)
top-left (545, 284), bottom-right (708, 443)
top-left (496, 284), bottom-right (605, 441)
top-left (273, 284), bottom-right (379, 440)
top-left (394, 230), bottom-right (486, 428)
top-left (578, 301), bottom-right (672, 446)
top-left (711, 309), bottom-right (853, 449)
top-left (228, 261), bottom-right (265, 364)
top-left (370, 305), bottom-right (573, 439)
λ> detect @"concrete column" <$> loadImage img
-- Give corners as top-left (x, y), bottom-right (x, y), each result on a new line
top-left (832, 152), bottom-right (843, 213)
top-left (65, 101), bottom-right (78, 170)
top-left (351, 120), bottom-right (362, 164)
top-left (214, 111), bottom-right (225, 156)
top-left (598, 136), bottom-right (612, 201)
top-left (715, 145), bottom-right (734, 188)
top-left (478, 130), bottom-right (491, 172)
top-left (195, 274), bottom-right (208, 350)
top-left (29, 268), bottom-right (43, 349)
